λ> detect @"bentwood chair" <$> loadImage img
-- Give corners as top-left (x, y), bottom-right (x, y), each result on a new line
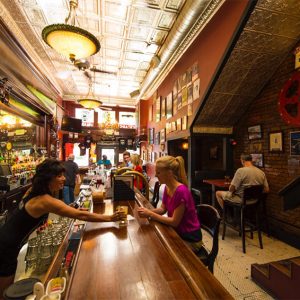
top-left (222, 185), bottom-right (264, 253)
top-left (196, 204), bottom-right (221, 273)
top-left (150, 181), bottom-right (161, 208)
top-left (122, 171), bottom-right (150, 200)
top-left (114, 167), bottom-right (132, 175)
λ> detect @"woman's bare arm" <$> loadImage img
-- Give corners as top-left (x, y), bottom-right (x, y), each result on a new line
top-left (25, 195), bottom-right (120, 222)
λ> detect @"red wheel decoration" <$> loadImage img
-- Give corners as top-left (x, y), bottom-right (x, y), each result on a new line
top-left (279, 71), bottom-right (300, 126)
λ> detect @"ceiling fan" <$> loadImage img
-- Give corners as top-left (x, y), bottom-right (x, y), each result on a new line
top-left (74, 59), bottom-right (117, 75)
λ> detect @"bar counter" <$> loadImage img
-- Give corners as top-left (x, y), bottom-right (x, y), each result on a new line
top-left (64, 192), bottom-right (233, 300)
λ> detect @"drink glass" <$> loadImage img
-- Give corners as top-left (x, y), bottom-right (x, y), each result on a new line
top-left (224, 176), bottom-right (230, 184)
top-left (117, 206), bottom-right (128, 226)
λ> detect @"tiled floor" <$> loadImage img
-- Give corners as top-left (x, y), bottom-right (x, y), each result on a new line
top-left (203, 226), bottom-right (300, 300)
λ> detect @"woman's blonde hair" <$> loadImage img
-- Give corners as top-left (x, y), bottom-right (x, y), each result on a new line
top-left (131, 153), bottom-right (141, 166)
top-left (155, 155), bottom-right (188, 186)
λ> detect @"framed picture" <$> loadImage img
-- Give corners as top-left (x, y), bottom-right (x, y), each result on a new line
top-left (182, 116), bottom-right (187, 130)
top-left (155, 132), bottom-right (160, 145)
top-left (251, 153), bottom-right (264, 167)
top-left (156, 97), bottom-right (161, 122)
top-left (248, 125), bottom-right (262, 140)
top-left (166, 93), bottom-right (173, 119)
top-left (290, 131), bottom-right (300, 156)
top-left (193, 78), bottom-right (200, 100)
top-left (161, 97), bottom-right (166, 118)
top-left (269, 131), bottom-right (283, 152)
top-left (177, 118), bottom-right (182, 131)
top-left (173, 81), bottom-right (178, 97)
top-left (249, 142), bottom-right (262, 153)
top-left (149, 104), bottom-right (153, 122)
top-left (186, 68), bottom-right (192, 84)
top-left (187, 84), bottom-right (193, 104)
top-left (209, 146), bottom-right (219, 160)
top-left (160, 128), bottom-right (166, 143)
top-left (192, 62), bottom-right (199, 81)
top-left (177, 92), bottom-right (182, 110)
top-left (182, 86), bottom-right (187, 106)
top-left (149, 128), bottom-right (154, 144)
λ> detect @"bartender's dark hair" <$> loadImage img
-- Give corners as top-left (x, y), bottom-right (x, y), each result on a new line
top-left (29, 159), bottom-right (65, 197)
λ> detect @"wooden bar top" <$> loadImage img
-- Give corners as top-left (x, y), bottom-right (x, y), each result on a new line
top-left (66, 193), bottom-right (233, 300)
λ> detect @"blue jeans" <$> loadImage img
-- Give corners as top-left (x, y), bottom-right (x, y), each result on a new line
top-left (63, 186), bottom-right (75, 205)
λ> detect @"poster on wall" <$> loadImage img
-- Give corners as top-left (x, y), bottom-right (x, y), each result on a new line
top-left (192, 62), bottom-right (199, 81)
top-left (177, 92), bottom-right (182, 110)
top-left (161, 97), bottom-right (166, 118)
top-left (156, 97), bottom-right (161, 122)
top-left (182, 86), bottom-right (187, 106)
top-left (290, 131), bottom-right (300, 155)
top-left (193, 78), bottom-right (200, 100)
top-left (177, 118), bottom-right (182, 131)
top-left (187, 84), bottom-right (193, 104)
top-left (166, 93), bottom-right (173, 119)
top-left (182, 116), bottom-right (187, 130)
top-left (186, 68), bottom-right (192, 84)
top-left (173, 81), bottom-right (178, 97)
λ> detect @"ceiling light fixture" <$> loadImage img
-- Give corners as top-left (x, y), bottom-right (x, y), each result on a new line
top-left (77, 73), bottom-right (102, 109)
top-left (42, 0), bottom-right (100, 62)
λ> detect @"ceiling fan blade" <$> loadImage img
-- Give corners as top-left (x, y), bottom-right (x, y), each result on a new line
top-left (89, 66), bottom-right (117, 75)
top-left (84, 70), bottom-right (92, 79)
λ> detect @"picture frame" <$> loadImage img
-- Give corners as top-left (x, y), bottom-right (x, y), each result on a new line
top-left (290, 131), bottom-right (300, 156)
top-left (160, 128), bottom-right (166, 143)
top-left (177, 118), bottom-right (182, 131)
top-left (166, 93), bottom-right (173, 119)
top-left (209, 146), bottom-right (219, 160)
top-left (248, 125), bottom-right (262, 140)
top-left (149, 128), bottom-right (154, 145)
top-left (161, 97), bottom-right (166, 118)
top-left (269, 131), bottom-right (283, 152)
top-left (182, 116), bottom-right (187, 130)
top-left (156, 97), bottom-right (161, 122)
top-left (251, 153), bottom-right (264, 167)
top-left (155, 132), bottom-right (160, 145)
top-left (249, 142), bottom-right (262, 153)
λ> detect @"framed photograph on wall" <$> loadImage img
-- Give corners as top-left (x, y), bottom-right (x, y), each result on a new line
top-left (193, 78), bottom-right (200, 100)
top-left (155, 132), bottom-right (160, 145)
top-left (149, 128), bottom-right (154, 144)
top-left (156, 97), bottom-right (161, 122)
top-left (182, 116), bottom-right (187, 130)
top-left (160, 128), bottom-right (166, 143)
top-left (166, 93), bottom-right (173, 119)
top-left (209, 146), bottom-right (219, 160)
top-left (251, 153), bottom-right (264, 167)
top-left (269, 131), bottom-right (283, 152)
top-left (290, 131), bottom-right (300, 155)
top-left (192, 62), bottom-right (199, 81)
top-left (161, 97), bottom-right (166, 118)
top-left (177, 118), bottom-right (182, 131)
top-left (248, 125), bottom-right (262, 140)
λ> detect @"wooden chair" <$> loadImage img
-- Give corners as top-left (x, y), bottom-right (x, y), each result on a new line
top-left (196, 204), bottom-right (221, 273)
top-left (114, 167), bottom-right (132, 175)
top-left (150, 181), bottom-right (161, 208)
top-left (222, 185), bottom-right (264, 253)
top-left (122, 171), bottom-right (150, 200)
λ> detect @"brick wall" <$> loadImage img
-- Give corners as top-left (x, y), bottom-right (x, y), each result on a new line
top-left (234, 51), bottom-right (300, 246)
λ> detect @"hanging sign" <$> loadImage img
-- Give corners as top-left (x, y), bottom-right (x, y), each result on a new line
top-left (278, 71), bottom-right (300, 126)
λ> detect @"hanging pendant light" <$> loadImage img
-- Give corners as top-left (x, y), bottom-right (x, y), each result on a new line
top-left (42, 0), bottom-right (100, 62)
top-left (77, 72), bottom-right (102, 109)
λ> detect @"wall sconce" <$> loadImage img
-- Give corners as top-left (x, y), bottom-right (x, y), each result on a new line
top-left (0, 78), bottom-right (11, 105)
top-left (182, 142), bottom-right (189, 150)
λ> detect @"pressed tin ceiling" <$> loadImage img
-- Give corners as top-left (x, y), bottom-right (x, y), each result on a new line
top-left (0, 0), bottom-right (224, 108)
top-left (194, 0), bottom-right (300, 128)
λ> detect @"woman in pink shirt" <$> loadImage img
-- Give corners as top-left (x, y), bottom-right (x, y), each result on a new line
top-left (138, 156), bottom-right (202, 249)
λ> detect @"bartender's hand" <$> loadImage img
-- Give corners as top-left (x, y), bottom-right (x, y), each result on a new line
top-left (137, 207), bottom-right (152, 218)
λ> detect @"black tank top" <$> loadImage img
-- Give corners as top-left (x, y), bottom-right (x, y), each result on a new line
top-left (0, 195), bottom-right (48, 249)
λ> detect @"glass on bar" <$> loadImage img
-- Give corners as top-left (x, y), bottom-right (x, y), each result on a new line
top-left (116, 205), bottom-right (128, 226)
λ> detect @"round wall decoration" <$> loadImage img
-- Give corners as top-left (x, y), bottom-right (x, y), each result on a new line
top-left (279, 71), bottom-right (300, 126)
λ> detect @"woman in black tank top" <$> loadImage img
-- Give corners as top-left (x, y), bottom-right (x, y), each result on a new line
top-left (0, 159), bottom-right (122, 296)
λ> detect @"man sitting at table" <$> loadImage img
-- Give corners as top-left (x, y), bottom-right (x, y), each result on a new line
top-left (216, 153), bottom-right (269, 209)
top-left (97, 155), bottom-right (112, 169)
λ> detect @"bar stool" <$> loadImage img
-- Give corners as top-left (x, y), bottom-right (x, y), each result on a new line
top-left (222, 185), bottom-right (264, 253)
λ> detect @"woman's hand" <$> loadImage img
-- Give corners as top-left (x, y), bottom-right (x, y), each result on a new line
top-left (105, 211), bottom-right (124, 222)
top-left (137, 207), bottom-right (152, 218)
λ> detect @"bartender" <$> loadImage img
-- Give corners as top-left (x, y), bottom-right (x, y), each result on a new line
top-left (0, 159), bottom-right (122, 296)
top-left (97, 155), bottom-right (112, 169)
